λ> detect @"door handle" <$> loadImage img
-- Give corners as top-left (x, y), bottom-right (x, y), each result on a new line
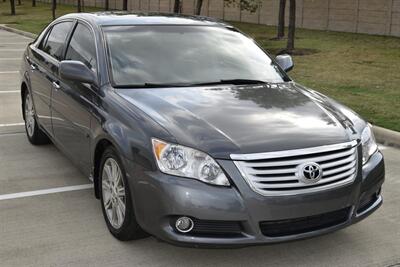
top-left (26, 56), bottom-right (37, 70)
top-left (30, 63), bottom-right (37, 70)
top-left (52, 81), bottom-right (60, 90)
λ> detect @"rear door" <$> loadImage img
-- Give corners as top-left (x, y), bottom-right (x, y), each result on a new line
top-left (51, 22), bottom-right (98, 176)
top-left (28, 21), bottom-right (74, 136)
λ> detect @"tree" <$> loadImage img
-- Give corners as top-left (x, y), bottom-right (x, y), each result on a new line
top-left (52, 0), bottom-right (56, 20)
top-left (195, 0), bottom-right (203, 15)
top-left (17, 0), bottom-right (20, 6)
top-left (225, 0), bottom-right (297, 52)
top-left (225, 0), bottom-right (260, 15)
top-left (123, 0), bottom-right (127, 10)
top-left (173, 0), bottom-right (180, 13)
top-left (276, 0), bottom-right (286, 39)
top-left (10, 0), bottom-right (16, 15)
top-left (77, 0), bottom-right (81, 12)
top-left (286, 0), bottom-right (296, 51)
top-left (32, 0), bottom-right (36, 7)
top-left (105, 0), bottom-right (109, 10)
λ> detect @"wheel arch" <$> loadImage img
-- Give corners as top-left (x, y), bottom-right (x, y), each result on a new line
top-left (92, 137), bottom-right (115, 199)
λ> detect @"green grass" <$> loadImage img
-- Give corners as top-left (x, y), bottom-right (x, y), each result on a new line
top-left (0, 2), bottom-right (399, 131)
top-left (0, 1), bottom-right (101, 34)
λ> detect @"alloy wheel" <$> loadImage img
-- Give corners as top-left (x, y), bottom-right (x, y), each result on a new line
top-left (25, 93), bottom-right (35, 138)
top-left (102, 158), bottom-right (126, 229)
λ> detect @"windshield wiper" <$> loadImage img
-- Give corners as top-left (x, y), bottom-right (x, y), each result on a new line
top-left (114, 83), bottom-right (193, 88)
top-left (189, 79), bottom-right (269, 86)
top-left (114, 79), bottom-right (269, 89)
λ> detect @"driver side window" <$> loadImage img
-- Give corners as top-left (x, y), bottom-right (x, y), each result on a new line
top-left (40, 21), bottom-right (74, 61)
top-left (65, 23), bottom-right (97, 74)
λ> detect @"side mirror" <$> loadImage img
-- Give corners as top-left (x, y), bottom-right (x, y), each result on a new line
top-left (59, 60), bottom-right (96, 84)
top-left (276, 54), bottom-right (294, 72)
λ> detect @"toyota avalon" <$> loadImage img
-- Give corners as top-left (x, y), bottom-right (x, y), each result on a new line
top-left (20, 12), bottom-right (385, 247)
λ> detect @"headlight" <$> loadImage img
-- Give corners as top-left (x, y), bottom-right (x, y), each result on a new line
top-left (151, 138), bottom-right (230, 186)
top-left (361, 124), bottom-right (378, 164)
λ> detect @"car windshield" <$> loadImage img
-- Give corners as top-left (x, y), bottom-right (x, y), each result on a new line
top-left (103, 25), bottom-right (288, 87)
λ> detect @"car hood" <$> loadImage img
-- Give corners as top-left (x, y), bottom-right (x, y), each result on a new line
top-left (116, 83), bottom-right (360, 159)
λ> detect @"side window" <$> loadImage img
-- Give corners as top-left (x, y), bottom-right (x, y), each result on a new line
top-left (38, 29), bottom-right (51, 50)
top-left (65, 23), bottom-right (97, 73)
top-left (41, 21), bottom-right (73, 61)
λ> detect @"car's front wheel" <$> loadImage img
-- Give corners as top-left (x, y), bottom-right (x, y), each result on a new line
top-left (24, 90), bottom-right (49, 145)
top-left (99, 147), bottom-right (147, 241)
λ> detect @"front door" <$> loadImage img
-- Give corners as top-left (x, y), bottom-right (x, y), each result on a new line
top-left (51, 22), bottom-right (98, 176)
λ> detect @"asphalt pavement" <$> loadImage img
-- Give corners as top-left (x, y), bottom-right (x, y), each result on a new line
top-left (0, 29), bottom-right (399, 267)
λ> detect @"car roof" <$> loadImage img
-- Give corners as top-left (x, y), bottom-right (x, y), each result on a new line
top-left (60, 12), bottom-right (230, 27)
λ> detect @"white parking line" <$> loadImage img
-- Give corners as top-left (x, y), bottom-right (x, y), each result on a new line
top-left (0, 184), bottom-right (93, 201)
top-left (0, 132), bottom-right (25, 137)
top-left (0, 71), bottom-right (19, 74)
top-left (0, 90), bottom-right (19, 93)
top-left (0, 43), bottom-right (29, 45)
top-left (0, 123), bottom-right (24, 127)
top-left (0, 49), bottom-right (25, 51)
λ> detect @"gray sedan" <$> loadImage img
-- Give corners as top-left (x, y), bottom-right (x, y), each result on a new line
top-left (20, 12), bottom-right (384, 247)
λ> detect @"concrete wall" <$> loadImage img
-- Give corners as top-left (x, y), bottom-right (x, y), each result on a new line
top-left (45, 0), bottom-right (400, 37)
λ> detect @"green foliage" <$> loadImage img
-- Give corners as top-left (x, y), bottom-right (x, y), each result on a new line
top-left (224, 0), bottom-right (261, 13)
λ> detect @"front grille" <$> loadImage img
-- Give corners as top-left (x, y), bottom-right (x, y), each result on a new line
top-left (259, 207), bottom-right (351, 237)
top-left (191, 219), bottom-right (243, 237)
top-left (232, 141), bottom-right (358, 196)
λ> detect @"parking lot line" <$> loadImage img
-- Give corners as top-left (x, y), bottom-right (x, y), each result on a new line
top-left (0, 49), bottom-right (25, 51)
top-left (0, 184), bottom-right (93, 201)
top-left (0, 90), bottom-right (19, 93)
top-left (0, 71), bottom-right (19, 74)
top-left (0, 43), bottom-right (29, 45)
top-left (0, 123), bottom-right (24, 127)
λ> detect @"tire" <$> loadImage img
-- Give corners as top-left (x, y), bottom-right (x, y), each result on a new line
top-left (99, 146), bottom-right (148, 241)
top-left (24, 90), bottom-right (50, 145)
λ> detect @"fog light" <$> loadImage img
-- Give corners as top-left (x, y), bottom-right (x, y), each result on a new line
top-left (175, 216), bottom-right (194, 233)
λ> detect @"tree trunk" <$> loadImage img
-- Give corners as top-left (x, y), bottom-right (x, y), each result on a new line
top-left (17, 0), bottom-right (20, 6)
top-left (10, 0), bottom-right (16, 15)
top-left (77, 0), bottom-right (81, 12)
top-left (195, 0), bottom-right (203, 15)
top-left (52, 0), bottom-right (56, 20)
top-left (287, 0), bottom-right (296, 51)
top-left (122, 0), bottom-right (127, 10)
top-left (105, 0), bottom-right (109, 10)
top-left (32, 0), bottom-right (36, 7)
top-left (173, 0), bottom-right (180, 13)
top-left (277, 0), bottom-right (286, 39)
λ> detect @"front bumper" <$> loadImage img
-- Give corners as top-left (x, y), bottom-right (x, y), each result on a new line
top-left (126, 151), bottom-right (384, 247)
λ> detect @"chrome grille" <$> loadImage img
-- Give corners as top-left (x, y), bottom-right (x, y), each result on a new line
top-left (232, 141), bottom-right (359, 196)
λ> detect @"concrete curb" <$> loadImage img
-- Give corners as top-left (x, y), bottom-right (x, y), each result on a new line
top-left (1, 24), bottom-right (399, 149)
top-left (373, 125), bottom-right (400, 149)
top-left (0, 24), bottom-right (37, 39)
